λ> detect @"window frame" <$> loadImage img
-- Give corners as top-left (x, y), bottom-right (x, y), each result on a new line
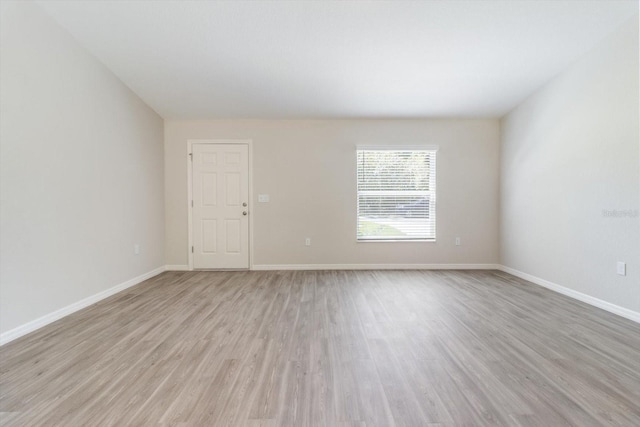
top-left (355, 145), bottom-right (438, 243)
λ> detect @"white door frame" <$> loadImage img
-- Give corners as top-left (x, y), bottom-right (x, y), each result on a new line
top-left (187, 139), bottom-right (254, 270)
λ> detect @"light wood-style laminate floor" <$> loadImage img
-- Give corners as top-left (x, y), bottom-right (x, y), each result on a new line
top-left (1, 270), bottom-right (640, 426)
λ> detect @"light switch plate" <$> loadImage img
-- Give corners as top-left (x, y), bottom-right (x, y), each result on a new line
top-left (617, 261), bottom-right (626, 276)
top-left (258, 194), bottom-right (270, 203)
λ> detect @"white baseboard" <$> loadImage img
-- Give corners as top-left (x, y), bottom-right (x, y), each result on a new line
top-left (498, 265), bottom-right (640, 324)
top-left (165, 264), bottom-right (190, 271)
top-left (0, 266), bottom-right (166, 346)
top-left (6, 263), bottom-right (634, 346)
top-left (252, 263), bottom-right (500, 271)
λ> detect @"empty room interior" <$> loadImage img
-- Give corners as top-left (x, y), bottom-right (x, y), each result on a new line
top-left (1, 0), bottom-right (639, 426)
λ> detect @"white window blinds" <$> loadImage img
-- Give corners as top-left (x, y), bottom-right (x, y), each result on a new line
top-left (357, 149), bottom-right (436, 241)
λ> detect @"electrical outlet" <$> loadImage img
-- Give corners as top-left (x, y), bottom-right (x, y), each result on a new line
top-left (134, 244), bottom-right (140, 255)
top-left (617, 261), bottom-right (626, 276)
top-left (305, 238), bottom-right (311, 246)
top-left (455, 237), bottom-right (461, 246)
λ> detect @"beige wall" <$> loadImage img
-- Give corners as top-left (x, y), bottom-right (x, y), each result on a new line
top-left (165, 119), bottom-right (500, 267)
top-left (500, 17), bottom-right (640, 313)
top-left (0, 1), bottom-right (165, 336)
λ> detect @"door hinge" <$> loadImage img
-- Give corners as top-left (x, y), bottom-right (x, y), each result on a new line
top-left (191, 200), bottom-right (194, 207)
top-left (191, 246), bottom-right (194, 253)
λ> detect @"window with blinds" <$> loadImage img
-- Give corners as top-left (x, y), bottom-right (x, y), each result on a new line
top-left (356, 148), bottom-right (436, 241)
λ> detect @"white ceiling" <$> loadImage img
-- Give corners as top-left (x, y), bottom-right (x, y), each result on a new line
top-left (36, 0), bottom-right (638, 119)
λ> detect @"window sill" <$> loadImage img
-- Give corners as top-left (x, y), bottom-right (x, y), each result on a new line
top-left (357, 239), bottom-right (436, 243)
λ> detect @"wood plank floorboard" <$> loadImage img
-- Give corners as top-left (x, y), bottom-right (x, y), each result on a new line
top-left (1, 270), bottom-right (639, 426)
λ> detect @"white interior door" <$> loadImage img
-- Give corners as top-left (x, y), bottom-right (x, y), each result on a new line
top-left (191, 143), bottom-right (249, 269)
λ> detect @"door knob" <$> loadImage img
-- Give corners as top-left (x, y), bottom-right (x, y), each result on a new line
top-left (243, 211), bottom-right (247, 216)
top-left (242, 202), bottom-right (247, 207)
